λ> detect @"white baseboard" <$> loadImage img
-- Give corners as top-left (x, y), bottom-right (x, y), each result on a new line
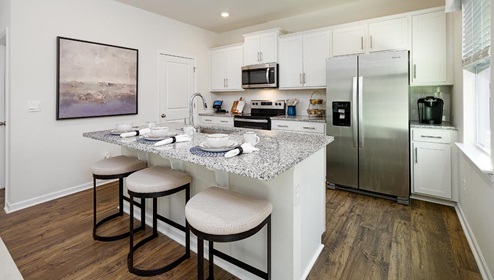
top-left (4, 180), bottom-right (114, 213)
top-left (301, 244), bottom-right (324, 280)
top-left (410, 194), bottom-right (457, 207)
top-left (455, 204), bottom-right (493, 280)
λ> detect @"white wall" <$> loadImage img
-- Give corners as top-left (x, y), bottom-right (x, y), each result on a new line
top-left (215, 0), bottom-right (444, 46)
top-left (0, 0), bottom-right (10, 32)
top-left (6, 0), bottom-right (217, 209)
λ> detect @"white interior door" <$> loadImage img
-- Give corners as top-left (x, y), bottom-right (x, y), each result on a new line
top-left (158, 54), bottom-right (195, 124)
top-left (0, 41), bottom-right (5, 190)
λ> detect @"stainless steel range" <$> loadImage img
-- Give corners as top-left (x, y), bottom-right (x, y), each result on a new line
top-left (234, 100), bottom-right (286, 130)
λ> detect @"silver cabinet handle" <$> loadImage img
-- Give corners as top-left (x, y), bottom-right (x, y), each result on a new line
top-left (370, 35), bottom-right (373, 49)
top-left (204, 119), bottom-right (212, 122)
top-left (277, 125), bottom-right (289, 128)
top-left (303, 73), bottom-right (306, 84)
top-left (257, 52), bottom-right (260, 62)
top-left (361, 36), bottom-right (364, 50)
top-left (303, 126), bottom-right (316, 130)
top-left (0, 121), bottom-right (5, 126)
top-left (220, 120), bottom-right (228, 123)
top-left (300, 73), bottom-right (303, 85)
top-left (226, 78), bottom-right (228, 88)
top-left (223, 78), bottom-right (226, 88)
top-left (260, 51), bottom-right (263, 62)
top-left (415, 147), bottom-right (418, 163)
top-left (413, 64), bottom-right (417, 79)
top-left (420, 135), bottom-right (442, 139)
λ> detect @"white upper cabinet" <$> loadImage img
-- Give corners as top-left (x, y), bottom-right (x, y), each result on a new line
top-left (411, 11), bottom-right (452, 85)
top-left (211, 44), bottom-right (243, 92)
top-left (243, 28), bottom-right (279, 65)
top-left (332, 25), bottom-right (366, 56)
top-left (368, 17), bottom-right (409, 52)
top-left (279, 30), bottom-right (330, 89)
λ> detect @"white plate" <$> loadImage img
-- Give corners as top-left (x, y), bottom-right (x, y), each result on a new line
top-left (198, 140), bottom-right (239, 152)
top-left (110, 127), bottom-right (138, 135)
top-left (143, 133), bottom-right (177, 141)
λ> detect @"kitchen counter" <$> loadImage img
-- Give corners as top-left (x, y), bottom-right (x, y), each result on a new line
top-left (270, 115), bottom-right (326, 123)
top-left (83, 123), bottom-right (333, 181)
top-left (410, 120), bottom-right (457, 130)
top-left (83, 123), bottom-right (333, 280)
top-left (198, 112), bottom-right (235, 117)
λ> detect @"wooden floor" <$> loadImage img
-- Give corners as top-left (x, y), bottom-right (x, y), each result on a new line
top-left (0, 185), bottom-right (482, 280)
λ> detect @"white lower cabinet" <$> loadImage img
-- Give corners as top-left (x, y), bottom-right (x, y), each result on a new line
top-left (271, 120), bottom-right (325, 134)
top-left (199, 116), bottom-right (233, 127)
top-left (411, 128), bottom-right (455, 200)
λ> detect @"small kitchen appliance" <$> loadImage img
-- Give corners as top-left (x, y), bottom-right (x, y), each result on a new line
top-left (417, 96), bottom-right (444, 124)
top-left (234, 100), bottom-right (285, 130)
top-left (213, 100), bottom-right (226, 113)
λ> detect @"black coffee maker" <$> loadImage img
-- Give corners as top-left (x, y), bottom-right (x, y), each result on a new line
top-left (417, 96), bottom-right (444, 124)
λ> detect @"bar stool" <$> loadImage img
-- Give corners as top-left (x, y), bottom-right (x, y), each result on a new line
top-left (126, 166), bottom-right (191, 276)
top-left (185, 186), bottom-right (273, 280)
top-left (91, 155), bottom-right (147, 242)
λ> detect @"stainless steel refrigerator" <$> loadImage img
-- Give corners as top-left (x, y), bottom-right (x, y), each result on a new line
top-left (326, 50), bottom-right (409, 204)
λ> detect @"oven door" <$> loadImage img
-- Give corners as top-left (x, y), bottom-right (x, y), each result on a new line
top-left (234, 117), bottom-right (270, 130)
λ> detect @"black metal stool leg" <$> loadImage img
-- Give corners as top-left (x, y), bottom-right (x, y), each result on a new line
top-left (92, 177), bottom-right (97, 239)
top-left (140, 197), bottom-right (146, 230)
top-left (129, 194), bottom-right (135, 270)
top-left (267, 217), bottom-right (271, 280)
top-left (186, 185), bottom-right (191, 257)
top-left (209, 240), bottom-right (214, 279)
top-left (118, 178), bottom-right (124, 215)
top-left (198, 236), bottom-right (204, 280)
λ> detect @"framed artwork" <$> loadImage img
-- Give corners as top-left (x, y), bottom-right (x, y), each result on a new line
top-left (56, 37), bottom-right (138, 120)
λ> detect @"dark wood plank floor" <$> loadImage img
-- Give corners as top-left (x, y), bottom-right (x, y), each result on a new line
top-left (0, 184), bottom-right (482, 279)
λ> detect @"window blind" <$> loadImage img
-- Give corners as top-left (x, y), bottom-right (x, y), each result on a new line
top-left (462, 0), bottom-right (491, 68)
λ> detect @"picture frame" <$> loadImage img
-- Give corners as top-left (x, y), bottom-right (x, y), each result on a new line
top-left (56, 37), bottom-right (138, 120)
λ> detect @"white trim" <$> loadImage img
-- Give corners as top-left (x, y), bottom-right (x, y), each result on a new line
top-left (455, 204), bottom-right (493, 280)
top-left (3, 180), bottom-right (113, 213)
top-left (301, 244), bottom-right (324, 280)
top-left (0, 28), bottom-right (9, 210)
top-left (456, 143), bottom-right (494, 182)
top-left (410, 194), bottom-right (457, 206)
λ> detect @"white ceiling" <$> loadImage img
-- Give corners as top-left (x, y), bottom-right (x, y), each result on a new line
top-left (114, 0), bottom-right (361, 33)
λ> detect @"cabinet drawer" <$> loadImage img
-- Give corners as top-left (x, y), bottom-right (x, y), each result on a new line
top-left (200, 116), bottom-right (233, 126)
top-left (272, 120), bottom-right (325, 134)
top-left (412, 128), bottom-right (451, 143)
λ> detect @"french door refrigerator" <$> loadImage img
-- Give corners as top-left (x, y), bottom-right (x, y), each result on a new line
top-left (326, 50), bottom-right (410, 204)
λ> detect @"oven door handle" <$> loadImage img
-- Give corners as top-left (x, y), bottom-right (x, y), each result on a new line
top-left (234, 118), bottom-right (269, 124)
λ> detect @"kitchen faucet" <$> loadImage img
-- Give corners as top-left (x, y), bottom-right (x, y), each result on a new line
top-left (189, 93), bottom-right (207, 127)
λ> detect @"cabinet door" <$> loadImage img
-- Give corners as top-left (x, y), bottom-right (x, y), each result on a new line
top-left (279, 36), bottom-right (304, 88)
top-left (411, 12), bottom-right (447, 85)
top-left (413, 141), bottom-right (452, 199)
top-left (303, 31), bottom-right (330, 88)
top-left (259, 32), bottom-right (278, 63)
top-left (226, 46), bottom-right (243, 90)
top-left (243, 35), bottom-right (261, 66)
top-left (332, 25), bottom-right (366, 56)
top-left (368, 17), bottom-right (408, 52)
top-left (211, 49), bottom-right (227, 90)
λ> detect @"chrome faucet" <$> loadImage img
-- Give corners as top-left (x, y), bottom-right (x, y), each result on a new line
top-left (189, 93), bottom-right (207, 127)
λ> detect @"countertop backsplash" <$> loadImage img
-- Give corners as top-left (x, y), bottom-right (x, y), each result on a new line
top-left (409, 86), bottom-right (452, 122)
top-left (209, 89), bottom-right (326, 115)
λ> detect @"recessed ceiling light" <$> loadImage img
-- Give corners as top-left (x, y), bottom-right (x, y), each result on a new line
top-left (221, 12), bottom-right (229, 18)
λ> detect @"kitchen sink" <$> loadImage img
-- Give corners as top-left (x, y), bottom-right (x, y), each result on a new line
top-left (196, 127), bottom-right (239, 134)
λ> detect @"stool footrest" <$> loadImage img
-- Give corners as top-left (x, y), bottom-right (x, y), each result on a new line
top-left (212, 249), bottom-right (268, 279)
top-left (157, 214), bottom-right (187, 232)
top-left (94, 210), bottom-right (145, 242)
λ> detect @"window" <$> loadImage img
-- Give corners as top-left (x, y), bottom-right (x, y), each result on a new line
top-left (462, 0), bottom-right (491, 154)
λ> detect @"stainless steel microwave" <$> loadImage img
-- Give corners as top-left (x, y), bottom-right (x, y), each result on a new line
top-left (241, 63), bottom-right (278, 89)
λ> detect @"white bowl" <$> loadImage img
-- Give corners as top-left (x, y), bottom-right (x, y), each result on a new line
top-left (206, 134), bottom-right (229, 148)
top-left (149, 126), bottom-right (169, 137)
top-left (116, 123), bottom-right (133, 131)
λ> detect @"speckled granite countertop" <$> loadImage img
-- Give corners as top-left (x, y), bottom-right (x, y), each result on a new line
top-left (410, 121), bottom-right (457, 130)
top-left (199, 113), bottom-right (235, 117)
top-left (83, 123), bottom-right (334, 181)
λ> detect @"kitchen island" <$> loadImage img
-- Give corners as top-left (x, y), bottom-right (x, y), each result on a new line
top-left (83, 123), bottom-right (333, 280)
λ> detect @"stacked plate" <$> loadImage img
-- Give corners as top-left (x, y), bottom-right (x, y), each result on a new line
top-left (198, 140), bottom-right (239, 152)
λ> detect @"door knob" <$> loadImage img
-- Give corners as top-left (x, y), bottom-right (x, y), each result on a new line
top-left (161, 114), bottom-right (166, 118)
top-left (0, 121), bottom-right (5, 126)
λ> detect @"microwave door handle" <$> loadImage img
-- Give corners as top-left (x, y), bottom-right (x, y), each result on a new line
top-left (266, 68), bottom-right (270, 84)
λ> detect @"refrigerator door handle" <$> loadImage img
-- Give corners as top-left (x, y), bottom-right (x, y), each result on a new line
top-left (358, 76), bottom-right (364, 148)
top-left (352, 77), bottom-right (358, 148)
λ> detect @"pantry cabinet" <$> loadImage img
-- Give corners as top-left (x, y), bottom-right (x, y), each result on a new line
top-left (243, 29), bottom-right (279, 66)
top-left (411, 11), bottom-right (452, 85)
top-left (279, 30), bottom-right (330, 89)
top-left (411, 127), bottom-right (456, 200)
top-left (211, 44), bottom-right (243, 91)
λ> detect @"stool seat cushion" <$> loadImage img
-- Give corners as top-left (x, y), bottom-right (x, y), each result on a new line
top-left (185, 187), bottom-right (272, 235)
top-left (127, 166), bottom-right (191, 193)
top-left (91, 155), bottom-right (147, 176)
